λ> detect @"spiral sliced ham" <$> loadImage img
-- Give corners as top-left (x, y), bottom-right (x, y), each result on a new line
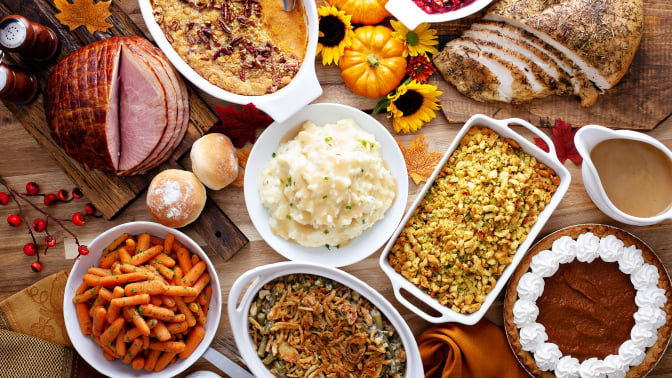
top-left (44, 36), bottom-right (189, 175)
top-left (433, 0), bottom-right (643, 106)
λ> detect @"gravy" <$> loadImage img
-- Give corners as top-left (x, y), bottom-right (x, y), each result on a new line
top-left (590, 139), bottom-right (672, 217)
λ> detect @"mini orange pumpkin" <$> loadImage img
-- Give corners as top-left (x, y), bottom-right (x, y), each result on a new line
top-left (339, 25), bottom-right (407, 98)
top-left (329, 0), bottom-right (390, 25)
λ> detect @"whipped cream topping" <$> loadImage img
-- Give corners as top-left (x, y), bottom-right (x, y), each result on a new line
top-left (514, 232), bottom-right (668, 378)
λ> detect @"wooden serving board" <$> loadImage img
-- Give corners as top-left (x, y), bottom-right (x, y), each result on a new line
top-left (433, 0), bottom-right (672, 130)
top-left (0, 0), bottom-right (248, 260)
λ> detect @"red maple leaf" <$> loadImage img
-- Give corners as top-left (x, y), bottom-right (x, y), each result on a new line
top-left (534, 119), bottom-right (582, 164)
top-left (209, 103), bottom-right (273, 148)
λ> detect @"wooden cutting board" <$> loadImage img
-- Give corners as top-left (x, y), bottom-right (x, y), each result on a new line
top-left (433, 0), bottom-right (672, 130)
top-left (0, 0), bottom-right (248, 260)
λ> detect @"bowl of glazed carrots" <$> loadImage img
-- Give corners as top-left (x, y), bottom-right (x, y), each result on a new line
top-left (63, 221), bottom-right (221, 377)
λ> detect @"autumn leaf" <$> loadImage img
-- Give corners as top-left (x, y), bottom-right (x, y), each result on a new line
top-left (396, 134), bottom-right (443, 185)
top-left (54, 0), bottom-right (114, 34)
top-left (231, 146), bottom-right (251, 188)
top-left (210, 103), bottom-right (273, 148)
top-left (534, 119), bottom-right (582, 164)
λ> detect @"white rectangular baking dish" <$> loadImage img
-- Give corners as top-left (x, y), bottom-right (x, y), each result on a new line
top-left (379, 114), bottom-right (571, 324)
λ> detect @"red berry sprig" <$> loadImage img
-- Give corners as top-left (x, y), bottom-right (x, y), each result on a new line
top-left (1, 177), bottom-right (90, 272)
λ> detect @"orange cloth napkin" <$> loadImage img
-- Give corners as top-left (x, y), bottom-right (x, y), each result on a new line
top-left (418, 318), bottom-right (528, 378)
top-left (0, 270), bottom-right (101, 378)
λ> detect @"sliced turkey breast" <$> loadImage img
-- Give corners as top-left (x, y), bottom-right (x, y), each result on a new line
top-left (470, 20), bottom-right (600, 106)
top-left (485, 0), bottom-right (643, 90)
top-left (461, 28), bottom-right (574, 95)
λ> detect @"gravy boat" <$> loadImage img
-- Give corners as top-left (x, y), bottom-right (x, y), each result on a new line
top-left (574, 125), bottom-right (672, 226)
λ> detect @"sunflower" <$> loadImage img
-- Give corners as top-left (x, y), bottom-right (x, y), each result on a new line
top-left (406, 54), bottom-right (436, 83)
top-left (316, 5), bottom-right (353, 65)
top-left (387, 81), bottom-right (442, 133)
top-left (390, 20), bottom-right (439, 57)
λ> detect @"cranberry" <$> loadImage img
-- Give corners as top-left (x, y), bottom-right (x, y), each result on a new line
top-left (23, 243), bottom-right (37, 256)
top-left (7, 214), bottom-right (21, 227)
top-left (71, 188), bottom-right (83, 199)
top-left (0, 192), bottom-right (9, 205)
top-left (84, 203), bottom-right (96, 215)
top-left (78, 245), bottom-right (90, 256)
top-left (25, 182), bottom-right (40, 195)
top-left (45, 235), bottom-right (56, 247)
top-left (32, 218), bottom-right (47, 232)
top-left (72, 212), bottom-right (86, 226)
top-left (31, 261), bottom-right (42, 272)
top-left (44, 193), bottom-right (58, 206)
top-left (57, 189), bottom-right (69, 201)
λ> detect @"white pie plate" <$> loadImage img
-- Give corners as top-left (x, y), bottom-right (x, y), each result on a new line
top-left (244, 103), bottom-right (408, 267)
top-left (380, 114), bottom-right (572, 325)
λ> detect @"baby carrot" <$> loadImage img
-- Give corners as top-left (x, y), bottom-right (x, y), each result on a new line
top-left (87, 267), bottom-right (111, 277)
top-left (98, 250), bottom-right (120, 269)
top-left (72, 285), bottom-right (101, 304)
top-left (124, 280), bottom-right (166, 296)
top-left (132, 356), bottom-right (145, 370)
top-left (138, 304), bottom-right (178, 322)
top-left (75, 303), bottom-right (92, 335)
top-left (163, 233), bottom-right (175, 258)
top-left (135, 233), bottom-right (152, 254)
top-left (154, 352), bottom-right (177, 373)
top-left (179, 325), bottom-right (205, 360)
top-left (115, 324), bottom-right (126, 357)
top-left (166, 321), bottom-right (189, 335)
top-left (144, 350), bottom-right (161, 372)
top-left (100, 317), bottom-right (125, 346)
top-left (97, 271), bottom-right (155, 287)
top-left (130, 245), bottom-right (164, 266)
top-left (174, 297), bottom-right (197, 327)
top-left (118, 246), bottom-right (132, 265)
top-left (125, 237), bottom-right (136, 254)
top-left (181, 261), bottom-right (206, 287)
top-left (164, 285), bottom-right (198, 297)
top-left (176, 247), bottom-right (192, 273)
top-left (153, 321), bottom-right (172, 341)
top-left (188, 302), bottom-right (207, 325)
top-left (148, 341), bottom-right (186, 353)
top-left (185, 273), bottom-right (210, 303)
top-left (103, 232), bottom-right (129, 254)
top-left (122, 338), bottom-right (144, 364)
top-left (92, 306), bottom-right (107, 336)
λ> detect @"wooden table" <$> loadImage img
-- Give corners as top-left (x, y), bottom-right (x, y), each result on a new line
top-left (1, 2), bottom-right (671, 377)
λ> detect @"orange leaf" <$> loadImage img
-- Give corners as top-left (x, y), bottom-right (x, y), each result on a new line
top-left (396, 134), bottom-right (443, 185)
top-left (231, 146), bottom-right (252, 188)
top-left (54, 0), bottom-right (113, 34)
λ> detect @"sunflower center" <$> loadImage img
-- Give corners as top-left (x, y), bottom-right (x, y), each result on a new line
top-left (396, 89), bottom-right (424, 116)
top-left (406, 31), bottom-right (419, 47)
top-left (319, 15), bottom-right (346, 48)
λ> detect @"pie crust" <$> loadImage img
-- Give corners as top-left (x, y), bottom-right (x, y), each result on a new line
top-left (504, 224), bottom-right (672, 377)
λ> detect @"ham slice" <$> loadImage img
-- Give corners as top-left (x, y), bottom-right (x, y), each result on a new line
top-left (44, 36), bottom-right (189, 175)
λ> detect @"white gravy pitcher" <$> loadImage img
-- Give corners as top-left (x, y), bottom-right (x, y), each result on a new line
top-left (574, 125), bottom-right (672, 226)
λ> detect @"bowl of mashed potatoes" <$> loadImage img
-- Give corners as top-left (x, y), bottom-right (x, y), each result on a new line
top-left (244, 103), bottom-right (408, 267)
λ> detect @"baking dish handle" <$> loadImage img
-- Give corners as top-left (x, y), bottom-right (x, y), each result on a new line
top-left (253, 67), bottom-right (323, 124)
top-left (389, 274), bottom-right (460, 324)
top-left (501, 118), bottom-right (558, 160)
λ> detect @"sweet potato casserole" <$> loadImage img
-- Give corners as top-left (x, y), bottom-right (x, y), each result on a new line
top-left (248, 274), bottom-right (406, 377)
top-left (388, 127), bottom-right (560, 314)
top-left (151, 0), bottom-right (307, 95)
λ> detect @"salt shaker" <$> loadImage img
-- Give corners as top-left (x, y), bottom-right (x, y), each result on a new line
top-left (0, 51), bottom-right (39, 104)
top-left (0, 14), bottom-right (59, 61)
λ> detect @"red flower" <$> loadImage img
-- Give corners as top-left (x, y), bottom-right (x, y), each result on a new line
top-left (406, 54), bottom-right (436, 83)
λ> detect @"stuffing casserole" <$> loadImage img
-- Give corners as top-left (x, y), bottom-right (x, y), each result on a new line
top-left (388, 126), bottom-right (560, 314)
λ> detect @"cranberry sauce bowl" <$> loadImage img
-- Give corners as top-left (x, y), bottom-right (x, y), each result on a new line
top-left (385, 0), bottom-right (494, 30)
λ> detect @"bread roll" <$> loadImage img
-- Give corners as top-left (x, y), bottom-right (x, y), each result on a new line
top-left (190, 133), bottom-right (239, 190)
top-left (146, 169), bottom-right (206, 228)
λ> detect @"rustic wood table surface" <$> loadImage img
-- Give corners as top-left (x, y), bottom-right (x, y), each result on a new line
top-left (1, 1), bottom-right (671, 377)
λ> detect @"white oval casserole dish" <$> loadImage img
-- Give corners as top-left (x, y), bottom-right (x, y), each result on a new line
top-left (379, 114), bottom-right (571, 325)
top-left (138, 0), bottom-right (322, 123)
top-left (227, 261), bottom-right (424, 377)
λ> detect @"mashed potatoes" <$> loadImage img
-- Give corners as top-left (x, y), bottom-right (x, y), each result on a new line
top-left (259, 119), bottom-right (397, 247)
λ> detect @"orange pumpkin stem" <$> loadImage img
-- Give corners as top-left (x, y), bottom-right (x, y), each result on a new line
top-left (366, 55), bottom-right (380, 68)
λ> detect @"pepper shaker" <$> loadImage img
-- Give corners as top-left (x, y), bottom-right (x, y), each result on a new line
top-left (0, 14), bottom-right (59, 61)
top-left (0, 51), bottom-right (39, 104)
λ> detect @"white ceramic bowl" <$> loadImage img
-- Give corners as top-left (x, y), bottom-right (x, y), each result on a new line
top-left (244, 103), bottom-right (409, 267)
top-left (63, 221), bottom-right (221, 377)
top-left (227, 261), bottom-right (423, 377)
top-left (386, 0), bottom-right (494, 30)
top-left (380, 114), bottom-right (571, 324)
top-left (138, 0), bottom-right (322, 123)
top-left (574, 125), bottom-right (672, 226)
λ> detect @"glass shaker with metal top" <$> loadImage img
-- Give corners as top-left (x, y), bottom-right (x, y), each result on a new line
top-left (0, 14), bottom-right (59, 61)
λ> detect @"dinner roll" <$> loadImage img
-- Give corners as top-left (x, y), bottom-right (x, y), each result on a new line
top-left (146, 169), bottom-right (206, 228)
top-left (190, 133), bottom-right (239, 190)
